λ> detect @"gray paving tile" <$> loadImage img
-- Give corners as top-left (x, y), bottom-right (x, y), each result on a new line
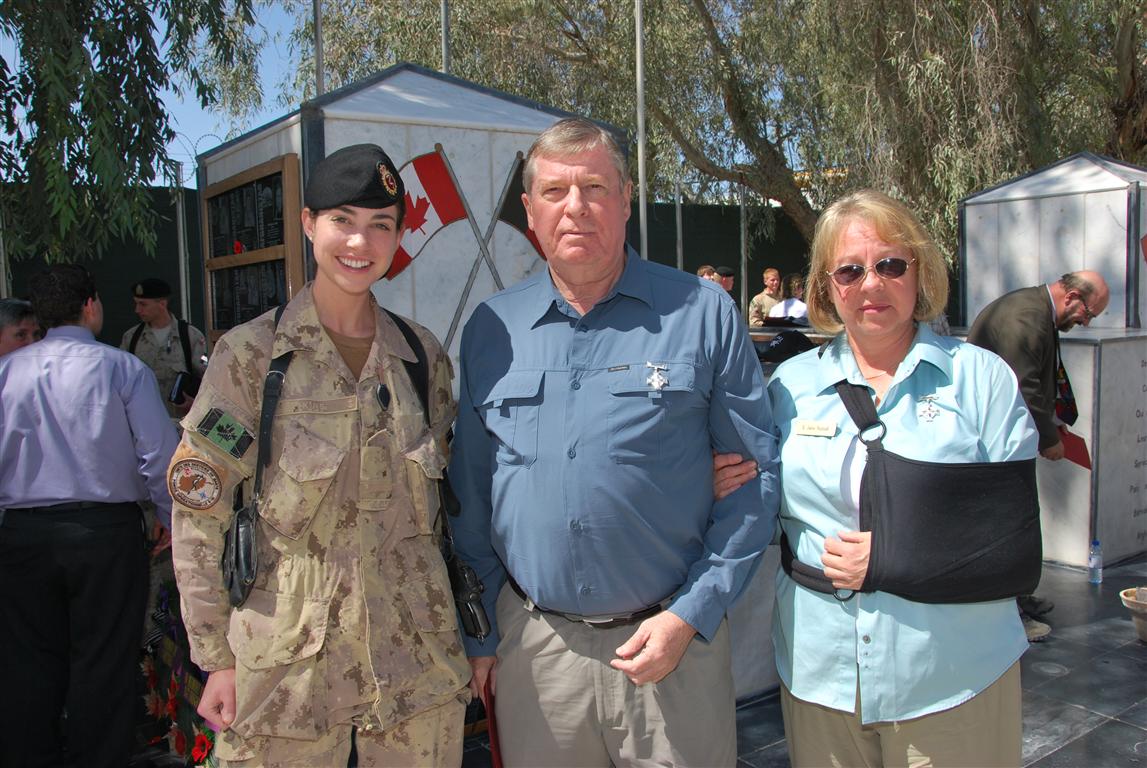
top-left (1051, 616), bottom-right (1142, 652)
top-left (1028, 718), bottom-right (1147, 767)
top-left (736, 692), bottom-right (786, 756)
top-left (1021, 637), bottom-right (1094, 690)
top-left (1022, 690), bottom-right (1110, 765)
top-left (1035, 648), bottom-right (1147, 717)
top-left (1118, 701), bottom-right (1147, 729)
top-left (738, 739), bottom-right (791, 768)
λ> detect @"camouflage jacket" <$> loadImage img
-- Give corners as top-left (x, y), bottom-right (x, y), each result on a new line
top-left (747, 291), bottom-right (780, 327)
top-left (169, 284), bottom-right (469, 741)
top-left (120, 319), bottom-right (208, 418)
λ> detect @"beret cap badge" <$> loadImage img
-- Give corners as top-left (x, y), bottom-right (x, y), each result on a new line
top-left (379, 163), bottom-right (399, 197)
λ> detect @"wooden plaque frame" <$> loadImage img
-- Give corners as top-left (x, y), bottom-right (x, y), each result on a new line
top-left (200, 153), bottom-right (304, 344)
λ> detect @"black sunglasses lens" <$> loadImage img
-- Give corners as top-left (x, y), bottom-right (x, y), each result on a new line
top-left (874, 258), bottom-right (909, 278)
top-left (832, 265), bottom-right (866, 285)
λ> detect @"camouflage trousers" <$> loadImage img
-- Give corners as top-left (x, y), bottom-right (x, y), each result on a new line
top-left (215, 695), bottom-right (466, 767)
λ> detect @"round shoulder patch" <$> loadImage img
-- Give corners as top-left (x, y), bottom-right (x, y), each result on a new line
top-left (169, 458), bottom-right (223, 510)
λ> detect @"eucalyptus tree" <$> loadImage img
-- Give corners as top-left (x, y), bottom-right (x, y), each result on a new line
top-left (0, 0), bottom-right (255, 262)
top-left (204, 0), bottom-right (1147, 253)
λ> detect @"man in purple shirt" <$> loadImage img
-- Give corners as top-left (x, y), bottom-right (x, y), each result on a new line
top-left (0, 264), bottom-right (178, 768)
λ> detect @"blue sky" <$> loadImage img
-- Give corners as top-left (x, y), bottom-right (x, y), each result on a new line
top-left (160, 3), bottom-right (298, 187)
top-left (1, 5), bottom-right (300, 189)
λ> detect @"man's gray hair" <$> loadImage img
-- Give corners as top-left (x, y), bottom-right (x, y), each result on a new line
top-left (1059, 272), bottom-right (1096, 298)
top-left (0, 298), bottom-right (34, 330)
top-left (523, 117), bottom-right (629, 193)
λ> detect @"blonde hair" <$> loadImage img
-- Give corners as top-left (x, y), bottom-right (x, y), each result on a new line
top-left (805, 190), bottom-right (949, 333)
top-left (523, 117), bottom-right (628, 193)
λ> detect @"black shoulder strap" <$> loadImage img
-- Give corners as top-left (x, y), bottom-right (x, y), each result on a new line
top-left (381, 309), bottom-right (461, 521)
top-left (128, 322), bottom-right (145, 354)
top-left (383, 309), bottom-right (430, 425)
top-left (178, 319), bottom-right (194, 374)
top-left (833, 380), bottom-right (883, 444)
top-left (253, 304), bottom-right (293, 496)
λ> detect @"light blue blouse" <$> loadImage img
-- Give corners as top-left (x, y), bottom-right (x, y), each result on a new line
top-left (767, 325), bottom-right (1037, 723)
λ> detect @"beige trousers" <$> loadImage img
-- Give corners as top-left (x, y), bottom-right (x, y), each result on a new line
top-left (215, 696), bottom-right (466, 767)
top-left (780, 661), bottom-right (1022, 768)
top-left (493, 582), bottom-right (736, 768)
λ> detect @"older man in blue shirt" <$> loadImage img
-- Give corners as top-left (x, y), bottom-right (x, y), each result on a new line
top-left (450, 117), bottom-right (780, 767)
top-left (0, 264), bottom-right (178, 768)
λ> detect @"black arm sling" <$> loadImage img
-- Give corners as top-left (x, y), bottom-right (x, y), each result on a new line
top-left (780, 378), bottom-right (1042, 604)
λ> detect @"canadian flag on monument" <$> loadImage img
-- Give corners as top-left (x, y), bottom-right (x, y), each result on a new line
top-left (386, 150), bottom-right (467, 279)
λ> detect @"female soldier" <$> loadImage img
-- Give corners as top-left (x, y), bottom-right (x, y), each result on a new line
top-left (170, 145), bottom-right (469, 766)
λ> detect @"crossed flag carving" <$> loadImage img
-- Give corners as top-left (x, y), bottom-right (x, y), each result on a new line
top-left (387, 144), bottom-right (543, 348)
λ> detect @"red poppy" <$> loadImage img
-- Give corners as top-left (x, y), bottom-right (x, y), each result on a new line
top-left (191, 732), bottom-right (213, 763)
top-left (173, 727), bottom-right (188, 755)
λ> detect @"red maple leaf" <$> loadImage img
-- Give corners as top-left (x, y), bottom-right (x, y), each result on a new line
top-left (405, 194), bottom-right (431, 234)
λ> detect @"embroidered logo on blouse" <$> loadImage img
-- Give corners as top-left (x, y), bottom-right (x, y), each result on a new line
top-left (917, 395), bottom-right (940, 423)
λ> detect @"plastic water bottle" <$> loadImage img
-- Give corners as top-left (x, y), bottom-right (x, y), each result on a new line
top-left (1087, 540), bottom-right (1103, 584)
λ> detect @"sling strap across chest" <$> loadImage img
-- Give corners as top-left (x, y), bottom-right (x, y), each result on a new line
top-left (780, 378), bottom-right (1042, 604)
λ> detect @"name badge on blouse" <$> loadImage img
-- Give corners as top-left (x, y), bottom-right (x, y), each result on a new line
top-left (794, 419), bottom-right (836, 437)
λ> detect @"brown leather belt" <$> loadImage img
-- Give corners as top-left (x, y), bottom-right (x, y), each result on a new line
top-left (508, 578), bottom-right (664, 629)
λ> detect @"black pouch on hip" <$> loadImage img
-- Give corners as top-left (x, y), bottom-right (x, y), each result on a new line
top-left (220, 304), bottom-right (292, 608)
top-left (222, 488), bottom-right (259, 607)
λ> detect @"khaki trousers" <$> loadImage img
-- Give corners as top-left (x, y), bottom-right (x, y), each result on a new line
top-left (215, 696), bottom-right (465, 767)
top-left (494, 582), bottom-right (736, 768)
top-left (780, 662), bottom-right (1022, 768)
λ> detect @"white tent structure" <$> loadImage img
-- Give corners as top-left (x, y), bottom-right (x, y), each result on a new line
top-left (959, 151), bottom-right (1146, 329)
top-left (959, 154), bottom-right (1147, 567)
top-left (197, 62), bottom-right (578, 359)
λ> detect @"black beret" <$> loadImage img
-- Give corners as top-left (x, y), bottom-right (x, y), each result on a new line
top-left (304, 144), bottom-right (405, 212)
top-left (132, 278), bottom-right (171, 299)
top-left (715, 266), bottom-right (736, 277)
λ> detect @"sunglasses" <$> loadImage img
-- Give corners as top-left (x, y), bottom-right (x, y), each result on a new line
top-left (827, 257), bottom-right (916, 287)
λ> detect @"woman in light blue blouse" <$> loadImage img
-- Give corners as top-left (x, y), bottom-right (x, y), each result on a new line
top-left (766, 190), bottom-right (1038, 767)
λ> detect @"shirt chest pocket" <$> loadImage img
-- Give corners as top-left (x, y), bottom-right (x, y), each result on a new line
top-left (478, 370), bottom-right (545, 467)
top-left (607, 362), bottom-right (702, 463)
top-left (259, 421), bottom-right (349, 539)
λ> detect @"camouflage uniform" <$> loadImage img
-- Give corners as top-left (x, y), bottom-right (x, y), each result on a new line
top-left (169, 284), bottom-right (469, 765)
top-left (120, 320), bottom-right (208, 419)
top-left (747, 291), bottom-right (780, 326)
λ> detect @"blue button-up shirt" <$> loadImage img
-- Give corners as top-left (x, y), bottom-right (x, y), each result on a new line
top-left (0, 326), bottom-right (178, 526)
top-left (767, 326), bottom-right (1036, 723)
top-left (450, 250), bottom-right (780, 655)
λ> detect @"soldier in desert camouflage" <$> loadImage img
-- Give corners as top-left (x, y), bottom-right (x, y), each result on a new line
top-left (169, 144), bottom-right (469, 766)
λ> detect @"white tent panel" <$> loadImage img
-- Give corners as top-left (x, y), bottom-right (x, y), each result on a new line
top-left (998, 198), bottom-right (1040, 291)
top-left (964, 203), bottom-right (1001, 317)
top-left (967, 154), bottom-right (1147, 204)
top-left (1082, 190), bottom-right (1130, 328)
top-left (202, 118), bottom-right (302, 188)
top-left (324, 69), bottom-right (560, 135)
top-left (1038, 195), bottom-right (1083, 286)
top-left (1139, 193), bottom-right (1147, 328)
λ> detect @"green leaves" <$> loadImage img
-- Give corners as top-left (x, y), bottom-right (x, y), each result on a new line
top-left (0, 0), bottom-right (253, 263)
